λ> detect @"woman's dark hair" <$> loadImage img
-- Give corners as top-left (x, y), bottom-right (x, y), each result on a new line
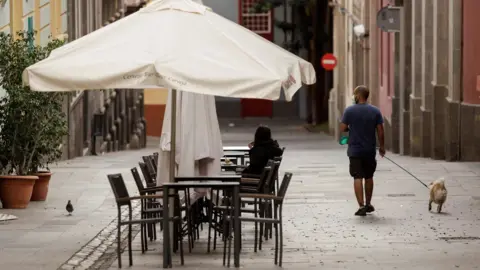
top-left (254, 125), bottom-right (272, 145)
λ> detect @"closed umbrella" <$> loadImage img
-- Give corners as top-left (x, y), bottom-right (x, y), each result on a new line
top-left (156, 89), bottom-right (223, 205)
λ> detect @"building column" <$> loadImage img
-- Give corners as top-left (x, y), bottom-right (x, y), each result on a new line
top-left (419, 0), bottom-right (434, 158)
top-left (399, 0), bottom-right (412, 155)
top-left (409, 0), bottom-right (422, 156)
top-left (430, 0), bottom-right (449, 160)
top-left (334, 6), bottom-right (347, 141)
top-left (368, 0), bottom-right (378, 107)
top-left (443, 0), bottom-right (462, 161)
top-left (362, 0), bottom-right (370, 90)
top-left (329, 7), bottom-right (342, 137)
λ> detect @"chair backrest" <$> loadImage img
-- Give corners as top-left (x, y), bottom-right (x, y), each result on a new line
top-left (255, 167), bottom-right (271, 192)
top-left (277, 172), bottom-right (293, 202)
top-left (265, 160), bottom-right (281, 193)
top-left (107, 173), bottom-right (131, 207)
top-left (139, 162), bottom-right (155, 186)
top-left (153, 152), bottom-right (159, 165)
top-left (142, 156), bottom-right (157, 178)
top-left (256, 159), bottom-right (274, 192)
top-left (131, 167), bottom-right (146, 192)
top-left (148, 154), bottom-right (158, 173)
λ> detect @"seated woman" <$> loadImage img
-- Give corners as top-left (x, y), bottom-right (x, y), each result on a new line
top-left (242, 125), bottom-right (283, 176)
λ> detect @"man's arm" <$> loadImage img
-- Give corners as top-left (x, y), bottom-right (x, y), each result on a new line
top-left (376, 111), bottom-right (385, 156)
top-left (376, 124), bottom-right (385, 149)
top-left (339, 108), bottom-right (350, 132)
top-left (340, 123), bottom-right (349, 132)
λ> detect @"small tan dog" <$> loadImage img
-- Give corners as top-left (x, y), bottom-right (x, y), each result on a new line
top-left (428, 178), bottom-right (448, 213)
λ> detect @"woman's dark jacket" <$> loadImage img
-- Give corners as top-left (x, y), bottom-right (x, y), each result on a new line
top-left (242, 139), bottom-right (283, 175)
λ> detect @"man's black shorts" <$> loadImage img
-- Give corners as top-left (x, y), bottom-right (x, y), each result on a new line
top-left (349, 157), bottom-right (377, 179)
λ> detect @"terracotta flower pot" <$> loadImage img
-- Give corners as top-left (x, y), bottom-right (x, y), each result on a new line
top-left (0, 175), bottom-right (38, 209)
top-left (31, 172), bottom-right (53, 201)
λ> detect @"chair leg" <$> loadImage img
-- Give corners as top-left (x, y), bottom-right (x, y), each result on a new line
top-left (179, 221), bottom-right (185, 265)
top-left (274, 223), bottom-right (279, 265)
top-left (207, 194), bottom-right (214, 253)
top-left (128, 223), bottom-right (133, 266)
top-left (144, 221), bottom-right (149, 251)
top-left (254, 199), bottom-right (258, 253)
top-left (117, 223), bottom-right (122, 268)
top-left (175, 196), bottom-right (185, 266)
top-left (213, 208), bottom-right (219, 251)
top-left (213, 189), bottom-right (221, 251)
top-left (279, 211), bottom-right (284, 266)
top-left (222, 211), bottom-right (228, 266)
top-left (140, 223), bottom-right (145, 253)
top-left (259, 200), bottom-right (264, 251)
top-left (227, 209), bottom-right (234, 268)
top-left (269, 202), bottom-right (273, 240)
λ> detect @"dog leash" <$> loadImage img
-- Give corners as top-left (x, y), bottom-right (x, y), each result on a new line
top-left (382, 155), bottom-right (429, 188)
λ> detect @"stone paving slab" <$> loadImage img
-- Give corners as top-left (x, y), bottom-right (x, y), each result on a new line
top-left (104, 123), bottom-right (480, 270)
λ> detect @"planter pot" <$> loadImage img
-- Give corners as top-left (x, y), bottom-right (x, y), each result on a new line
top-left (0, 175), bottom-right (38, 209)
top-left (31, 172), bottom-right (53, 201)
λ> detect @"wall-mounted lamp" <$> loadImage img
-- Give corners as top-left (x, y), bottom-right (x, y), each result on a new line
top-left (353, 24), bottom-right (369, 38)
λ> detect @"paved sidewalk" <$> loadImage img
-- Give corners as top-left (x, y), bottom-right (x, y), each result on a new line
top-left (109, 121), bottom-right (480, 270)
top-left (0, 142), bottom-right (158, 270)
top-left (1, 120), bottom-right (480, 270)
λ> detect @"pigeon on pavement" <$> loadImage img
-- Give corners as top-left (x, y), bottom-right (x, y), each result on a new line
top-left (66, 200), bottom-right (74, 215)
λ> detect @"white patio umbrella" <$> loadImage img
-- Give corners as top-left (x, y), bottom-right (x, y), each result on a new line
top-left (23, 0), bottom-right (316, 185)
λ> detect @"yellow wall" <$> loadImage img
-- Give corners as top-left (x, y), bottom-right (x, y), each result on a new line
top-left (0, 0), bottom-right (67, 43)
top-left (144, 88), bottom-right (169, 105)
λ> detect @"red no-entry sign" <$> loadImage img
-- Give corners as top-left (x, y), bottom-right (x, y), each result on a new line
top-left (321, 53), bottom-right (337, 71)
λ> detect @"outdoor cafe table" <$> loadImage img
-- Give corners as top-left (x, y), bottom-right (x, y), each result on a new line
top-left (223, 146), bottom-right (250, 152)
top-left (162, 177), bottom-right (241, 268)
top-left (223, 151), bottom-right (249, 166)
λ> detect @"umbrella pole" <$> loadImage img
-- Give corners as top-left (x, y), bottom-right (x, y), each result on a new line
top-left (169, 89), bottom-right (177, 183)
top-left (167, 89), bottom-right (177, 263)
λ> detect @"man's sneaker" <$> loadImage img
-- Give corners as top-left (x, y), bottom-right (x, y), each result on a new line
top-left (365, 204), bottom-right (375, 213)
top-left (355, 206), bottom-right (367, 216)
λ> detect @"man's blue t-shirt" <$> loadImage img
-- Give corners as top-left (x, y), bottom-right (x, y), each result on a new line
top-left (341, 103), bottom-right (383, 158)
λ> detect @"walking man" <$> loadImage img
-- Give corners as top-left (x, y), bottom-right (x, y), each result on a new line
top-left (340, 85), bottom-right (385, 216)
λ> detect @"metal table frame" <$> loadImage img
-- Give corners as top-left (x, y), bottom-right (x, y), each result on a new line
top-left (162, 180), bottom-right (241, 268)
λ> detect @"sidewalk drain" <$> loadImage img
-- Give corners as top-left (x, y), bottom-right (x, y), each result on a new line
top-left (439, 236), bottom-right (480, 241)
top-left (387, 193), bottom-right (415, 197)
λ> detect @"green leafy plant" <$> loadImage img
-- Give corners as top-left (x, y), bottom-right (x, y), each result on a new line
top-left (0, 31), bottom-right (68, 175)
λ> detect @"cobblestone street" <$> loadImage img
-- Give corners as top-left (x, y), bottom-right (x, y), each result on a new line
top-left (1, 120), bottom-right (480, 269)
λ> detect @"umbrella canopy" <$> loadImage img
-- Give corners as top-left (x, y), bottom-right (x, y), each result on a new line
top-left (23, 0), bottom-right (315, 101)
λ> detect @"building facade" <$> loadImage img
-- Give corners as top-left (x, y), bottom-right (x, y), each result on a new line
top-left (0, 0), bottom-right (147, 160)
top-left (329, 0), bottom-right (480, 161)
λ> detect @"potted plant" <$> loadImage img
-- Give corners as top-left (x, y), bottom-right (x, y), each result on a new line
top-left (0, 31), bottom-right (68, 208)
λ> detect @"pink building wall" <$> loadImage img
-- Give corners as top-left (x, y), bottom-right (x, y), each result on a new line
top-left (462, 0), bottom-right (480, 105)
top-left (377, 0), bottom-right (394, 118)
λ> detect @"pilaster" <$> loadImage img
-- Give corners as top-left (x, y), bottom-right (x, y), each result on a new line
top-left (409, 0), bottom-right (422, 156)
